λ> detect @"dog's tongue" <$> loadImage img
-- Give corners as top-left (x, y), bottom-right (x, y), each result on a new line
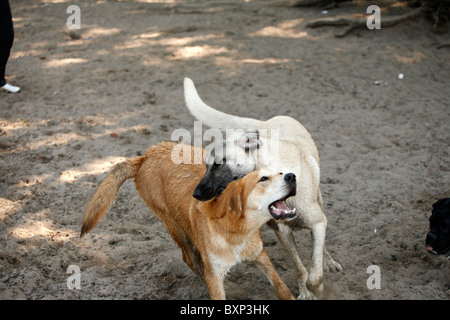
top-left (274, 200), bottom-right (290, 211)
top-left (427, 245), bottom-right (436, 254)
top-left (269, 200), bottom-right (296, 219)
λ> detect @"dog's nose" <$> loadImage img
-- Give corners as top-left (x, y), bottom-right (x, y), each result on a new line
top-left (284, 173), bottom-right (296, 183)
top-left (193, 188), bottom-right (203, 200)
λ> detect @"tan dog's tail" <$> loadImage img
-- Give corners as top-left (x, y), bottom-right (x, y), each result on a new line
top-left (80, 156), bottom-right (145, 237)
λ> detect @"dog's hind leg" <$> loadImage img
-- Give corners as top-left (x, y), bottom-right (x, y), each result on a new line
top-left (323, 246), bottom-right (342, 272)
top-left (268, 221), bottom-right (314, 300)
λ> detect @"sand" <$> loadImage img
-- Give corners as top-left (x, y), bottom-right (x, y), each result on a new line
top-left (0, 0), bottom-right (449, 300)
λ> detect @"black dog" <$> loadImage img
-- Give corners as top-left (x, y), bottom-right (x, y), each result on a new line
top-left (426, 198), bottom-right (450, 255)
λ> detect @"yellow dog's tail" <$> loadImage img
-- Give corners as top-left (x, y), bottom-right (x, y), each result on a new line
top-left (80, 156), bottom-right (145, 237)
top-left (184, 78), bottom-right (262, 130)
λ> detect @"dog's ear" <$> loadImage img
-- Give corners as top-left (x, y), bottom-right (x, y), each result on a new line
top-left (236, 130), bottom-right (262, 152)
top-left (229, 192), bottom-right (243, 218)
top-left (226, 179), bottom-right (246, 218)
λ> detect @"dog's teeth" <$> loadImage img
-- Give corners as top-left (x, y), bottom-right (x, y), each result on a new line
top-left (293, 208), bottom-right (296, 213)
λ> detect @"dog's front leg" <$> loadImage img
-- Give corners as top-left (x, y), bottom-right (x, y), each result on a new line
top-left (204, 263), bottom-right (226, 300)
top-left (270, 222), bottom-right (314, 300)
top-left (254, 249), bottom-right (295, 300)
top-left (307, 219), bottom-right (326, 296)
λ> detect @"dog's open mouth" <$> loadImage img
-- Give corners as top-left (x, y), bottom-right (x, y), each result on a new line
top-left (269, 189), bottom-right (297, 220)
top-left (426, 244), bottom-right (450, 255)
top-left (427, 245), bottom-right (438, 255)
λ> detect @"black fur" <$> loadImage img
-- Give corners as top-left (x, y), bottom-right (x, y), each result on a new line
top-left (193, 163), bottom-right (240, 201)
top-left (426, 198), bottom-right (450, 255)
top-left (193, 130), bottom-right (261, 201)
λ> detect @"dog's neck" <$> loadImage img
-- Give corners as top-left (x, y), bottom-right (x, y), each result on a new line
top-left (197, 179), bottom-right (250, 241)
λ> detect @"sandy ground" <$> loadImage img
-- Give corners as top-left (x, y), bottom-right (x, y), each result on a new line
top-left (0, 0), bottom-right (449, 300)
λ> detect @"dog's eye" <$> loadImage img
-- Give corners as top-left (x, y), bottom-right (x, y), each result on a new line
top-left (259, 176), bottom-right (268, 182)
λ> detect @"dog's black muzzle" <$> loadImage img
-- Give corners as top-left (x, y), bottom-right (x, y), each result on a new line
top-left (193, 183), bottom-right (224, 201)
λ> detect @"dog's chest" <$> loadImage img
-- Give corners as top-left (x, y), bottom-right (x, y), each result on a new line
top-left (208, 234), bottom-right (262, 276)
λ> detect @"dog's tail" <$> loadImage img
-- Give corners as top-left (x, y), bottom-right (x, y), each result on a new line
top-left (184, 77), bottom-right (263, 130)
top-left (80, 156), bottom-right (145, 237)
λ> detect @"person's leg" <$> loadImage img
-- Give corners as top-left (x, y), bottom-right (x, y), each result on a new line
top-left (0, 0), bottom-right (19, 92)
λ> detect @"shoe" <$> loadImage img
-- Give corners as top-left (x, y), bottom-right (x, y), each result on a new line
top-left (1, 83), bottom-right (21, 93)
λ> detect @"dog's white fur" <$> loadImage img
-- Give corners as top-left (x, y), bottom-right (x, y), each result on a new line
top-left (184, 78), bottom-right (342, 299)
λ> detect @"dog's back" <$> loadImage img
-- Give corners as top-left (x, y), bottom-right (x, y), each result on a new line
top-left (134, 142), bottom-right (206, 236)
top-left (81, 142), bottom-right (205, 237)
top-left (81, 141), bottom-right (208, 276)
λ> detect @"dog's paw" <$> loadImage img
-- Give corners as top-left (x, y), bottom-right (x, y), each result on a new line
top-left (297, 288), bottom-right (316, 300)
top-left (324, 259), bottom-right (343, 273)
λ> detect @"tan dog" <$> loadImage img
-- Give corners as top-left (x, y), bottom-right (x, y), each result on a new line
top-left (81, 141), bottom-right (296, 300)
